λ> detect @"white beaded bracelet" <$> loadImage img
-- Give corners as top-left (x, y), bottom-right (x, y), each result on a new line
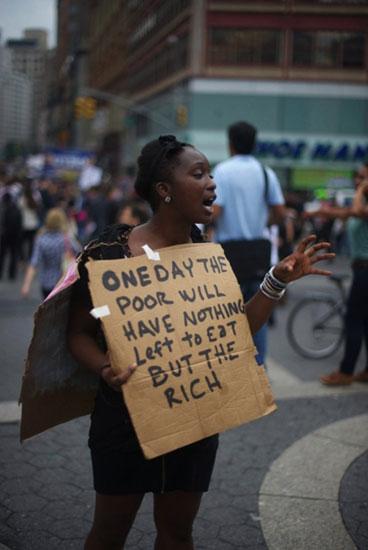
top-left (260, 267), bottom-right (287, 301)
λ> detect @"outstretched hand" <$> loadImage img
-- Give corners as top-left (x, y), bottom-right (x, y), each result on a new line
top-left (273, 235), bottom-right (335, 284)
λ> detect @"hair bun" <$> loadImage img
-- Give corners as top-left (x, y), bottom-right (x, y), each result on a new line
top-left (158, 135), bottom-right (177, 147)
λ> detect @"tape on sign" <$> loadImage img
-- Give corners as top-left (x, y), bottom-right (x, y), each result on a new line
top-left (90, 305), bottom-right (111, 319)
top-left (142, 244), bottom-right (160, 261)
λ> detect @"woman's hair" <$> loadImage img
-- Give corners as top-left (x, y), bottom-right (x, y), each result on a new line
top-left (44, 208), bottom-right (68, 232)
top-left (134, 135), bottom-right (191, 209)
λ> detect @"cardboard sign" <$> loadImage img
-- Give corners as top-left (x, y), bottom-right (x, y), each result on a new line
top-left (86, 243), bottom-right (276, 459)
top-left (20, 265), bottom-right (98, 442)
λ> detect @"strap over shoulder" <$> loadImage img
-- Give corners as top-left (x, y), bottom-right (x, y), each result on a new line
top-left (78, 224), bottom-right (133, 265)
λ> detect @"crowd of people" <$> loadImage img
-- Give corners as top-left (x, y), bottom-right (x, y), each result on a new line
top-left (0, 168), bottom-right (151, 297)
top-left (0, 167), bottom-right (352, 288)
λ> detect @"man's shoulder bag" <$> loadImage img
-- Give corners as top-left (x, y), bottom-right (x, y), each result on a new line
top-left (220, 164), bottom-right (271, 283)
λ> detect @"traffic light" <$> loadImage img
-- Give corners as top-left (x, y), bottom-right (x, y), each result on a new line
top-left (176, 104), bottom-right (188, 127)
top-left (74, 96), bottom-right (97, 119)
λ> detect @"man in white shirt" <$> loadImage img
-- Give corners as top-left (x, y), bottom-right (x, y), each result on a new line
top-left (212, 121), bottom-right (285, 364)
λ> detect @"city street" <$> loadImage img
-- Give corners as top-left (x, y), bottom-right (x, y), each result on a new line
top-left (0, 256), bottom-right (367, 550)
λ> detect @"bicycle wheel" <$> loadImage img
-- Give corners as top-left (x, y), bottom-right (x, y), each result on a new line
top-left (286, 296), bottom-right (344, 359)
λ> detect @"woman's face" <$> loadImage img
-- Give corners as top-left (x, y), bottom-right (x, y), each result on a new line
top-left (165, 146), bottom-right (216, 224)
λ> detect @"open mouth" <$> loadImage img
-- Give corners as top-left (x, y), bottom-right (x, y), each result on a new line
top-left (202, 196), bottom-right (216, 208)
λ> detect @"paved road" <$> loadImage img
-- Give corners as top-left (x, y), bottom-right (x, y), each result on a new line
top-left (0, 256), bottom-right (367, 549)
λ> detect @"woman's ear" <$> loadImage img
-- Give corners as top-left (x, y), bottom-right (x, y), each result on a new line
top-left (155, 181), bottom-right (172, 202)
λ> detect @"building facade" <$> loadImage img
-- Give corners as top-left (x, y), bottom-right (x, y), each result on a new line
top-left (50, 0), bottom-right (368, 189)
top-left (6, 30), bottom-right (49, 148)
top-left (0, 44), bottom-right (32, 157)
top-left (47, 0), bottom-right (90, 149)
top-left (121, 0), bottom-right (368, 190)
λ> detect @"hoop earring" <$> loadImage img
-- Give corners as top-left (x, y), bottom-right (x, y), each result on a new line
top-left (164, 196), bottom-right (172, 204)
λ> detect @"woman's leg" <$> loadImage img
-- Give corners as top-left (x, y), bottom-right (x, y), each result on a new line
top-left (153, 491), bottom-right (203, 550)
top-left (340, 270), bottom-right (366, 375)
top-left (85, 492), bottom-right (144, 550)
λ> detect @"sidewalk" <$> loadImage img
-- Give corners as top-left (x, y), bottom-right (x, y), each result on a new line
top-left (0, 256), bottom-right (367, 549)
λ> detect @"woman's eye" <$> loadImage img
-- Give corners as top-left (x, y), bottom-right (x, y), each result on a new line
top-left (193, 172), bottom-right (203, 179)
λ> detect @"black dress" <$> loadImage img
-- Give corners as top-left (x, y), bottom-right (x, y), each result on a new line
top-left (74, 224), bottom-right (219, 495)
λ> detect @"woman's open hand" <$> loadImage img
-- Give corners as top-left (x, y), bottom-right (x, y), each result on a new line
top-left (273, 235), bottom-right (335, 284)
top-left (100, 362), bottom-right (137, 392)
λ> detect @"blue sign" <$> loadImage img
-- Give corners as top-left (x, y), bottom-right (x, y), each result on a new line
top-left (255, 140), bottom-right (368, 163)
top-left (43, 148), bottom-right (95, 171)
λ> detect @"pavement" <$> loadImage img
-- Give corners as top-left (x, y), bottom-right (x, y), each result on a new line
top-left (0, 255), bottom-right (367, 549)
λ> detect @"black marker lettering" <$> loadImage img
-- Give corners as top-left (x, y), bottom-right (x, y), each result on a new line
top-left (206, 371), bottom-right (222, 392)
top-left (209, 256), bottom-right (221, 274)
top-left (148, 366), bottom-right (168, 387)
top-left (218, 256), bottom-right (228, 272)
top-left (214, 284), bottom-right (226, 297)
top-left (178, 288), bottom-right (196, 303)
top-left (183, 311), bottom-right (197, 326)
top-left (121, 269), bottom-right (138, 288)
top-left (154, 264), bottom-right (169, 282)
top-left (227, 340), bottom-right (239, 360)
top-left (191, 379), bottom-right (205, 399)
top-left (172, 261), bottom-right (185, 279)
top-left (122, 321), bottom-right (137, 341)
top-left (116, 295), bottom-right (130, 315)
top-left (102, 270), bottom-right (120, 291)
top-left (182, 258), bottom-right (194, 277)
top-left (136, 266), bottom-right (151, 287)
top-left (165, 388), bottom-right (182, 408)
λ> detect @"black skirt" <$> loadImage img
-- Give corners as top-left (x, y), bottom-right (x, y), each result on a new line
top-left (88, 380), bottom-right (219, 495)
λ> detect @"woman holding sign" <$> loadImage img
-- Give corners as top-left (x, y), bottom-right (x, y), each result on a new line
top-left (67, 135), bottom-right (334, 549)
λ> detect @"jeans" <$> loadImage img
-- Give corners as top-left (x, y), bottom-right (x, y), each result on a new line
top-left (340, 266), bottom-right (368, 375)
top-left (241, 279), bottom-right (267, 366)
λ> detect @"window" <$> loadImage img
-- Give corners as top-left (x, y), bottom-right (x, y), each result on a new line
top-left (292, 31), bottom-right (365, 69)
top-left (129, 0), bottom-right (190, 49)
top-left (208, 29), bottom-right (282, 66)
top-left (128, 33), bottom-right (189, 92)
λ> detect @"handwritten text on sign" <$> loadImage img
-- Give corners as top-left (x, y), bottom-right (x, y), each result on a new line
top-left (86, 243), bottom-right (275, 458)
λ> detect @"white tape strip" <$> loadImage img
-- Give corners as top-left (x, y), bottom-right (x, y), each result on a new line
top-left (142, 244), bottom-right (160, 261)
top-left (90, 305), bottom-right (111, 319)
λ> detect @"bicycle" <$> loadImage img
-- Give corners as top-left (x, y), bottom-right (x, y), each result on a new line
top-left (286, 273), bottom-right (349, 359)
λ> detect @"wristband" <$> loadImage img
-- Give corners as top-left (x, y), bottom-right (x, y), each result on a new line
top-left (260, 267), bottom-right (287, 301)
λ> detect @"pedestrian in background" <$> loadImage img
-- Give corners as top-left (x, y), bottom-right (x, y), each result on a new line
top-left (306, 163), bottom-right (368, 385)
top-left (0, 192), bottom-right (22, 280)
top-left (19, 179), bottom-right (41, 261)
top-left (116, 198), bottom-right (151, 226)
top-left (21, 207), bottom-right (79, 300)
top-left (212, 121), bottom-right (285, 364)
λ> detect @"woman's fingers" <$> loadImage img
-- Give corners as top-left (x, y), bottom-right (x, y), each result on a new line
top-left (305, 241), bottom-right (331, 257)
top-left (101, 364), bottom-right (137, 392)
top-left (295, 234), bottom-right (317, 254)
top-left (308, 267), bottom-right (333, 277)
top-left (310, 252), bottom-right (335, 264)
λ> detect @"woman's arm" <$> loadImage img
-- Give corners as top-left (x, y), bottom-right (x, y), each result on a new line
top-left (21, 265), bottom-right (37, 297)
top-left (21, 236), bottom-right (40, 297)
top-left (67, 291), bottom-right (136, 390)
top-left (304, 204), bottom-right (353, 220)
top-left (351, 182), bottom-right (368, 218)
top-left (245, 235), bottom-right (334, 335)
